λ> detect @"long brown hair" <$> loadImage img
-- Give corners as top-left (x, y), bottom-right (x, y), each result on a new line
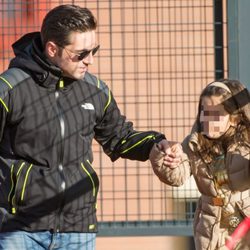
top-left (192, 79), bottom-right (250, 161)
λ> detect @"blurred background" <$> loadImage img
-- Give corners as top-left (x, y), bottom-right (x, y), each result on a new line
top-left (1, 0), bottom-right (249, 249)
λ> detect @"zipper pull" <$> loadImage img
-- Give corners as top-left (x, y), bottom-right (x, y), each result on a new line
top-left (57, 79), bottom-right (64, 89)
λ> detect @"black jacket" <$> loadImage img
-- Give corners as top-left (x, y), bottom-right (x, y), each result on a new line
top-left (0, 32), bottom-right (165, 232)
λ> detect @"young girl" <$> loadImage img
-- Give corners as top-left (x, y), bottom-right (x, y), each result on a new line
top-left (150, 79), bottom-right (250, 250)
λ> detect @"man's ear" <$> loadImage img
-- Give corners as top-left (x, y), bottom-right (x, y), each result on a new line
top-left (45, 41), bottom-right (58, 58)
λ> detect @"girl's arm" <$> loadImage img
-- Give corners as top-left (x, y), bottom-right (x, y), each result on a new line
top-left (149, 138), bottom-right (192, 187)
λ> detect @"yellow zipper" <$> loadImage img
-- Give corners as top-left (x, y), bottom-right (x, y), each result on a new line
top-left (81, 161), bottom-right (96, 197)
top-left (10, 162), bottom-right (26, 213)
top-left (20, 164), bottom-right (33, 201)
top-left (8, 164), bottom-right (15, 202)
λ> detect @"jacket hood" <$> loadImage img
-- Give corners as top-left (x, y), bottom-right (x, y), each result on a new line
top-left (9, 32), bottom-right (63, 88)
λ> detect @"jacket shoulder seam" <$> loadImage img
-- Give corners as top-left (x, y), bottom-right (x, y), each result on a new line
top-left (0, 68), bottom-right (30, 94)
top-left (0, 68), bottom-right (30, 112)
top-left (84, 72), bottom-right (109, 97)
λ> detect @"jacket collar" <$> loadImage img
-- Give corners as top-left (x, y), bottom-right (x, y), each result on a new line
top-left (10, 32), bottom-right (64, 90)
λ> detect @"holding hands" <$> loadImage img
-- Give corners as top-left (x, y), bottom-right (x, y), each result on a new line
top-left (150, 139), bottom-right (183, 169)
top-left (149, 139), bottom-right (186, 186)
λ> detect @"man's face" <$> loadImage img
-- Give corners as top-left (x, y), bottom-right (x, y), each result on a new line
top-left (199, 95), bottom-right (231, 139)
top-left (53, 30), bottom-right (97, 79)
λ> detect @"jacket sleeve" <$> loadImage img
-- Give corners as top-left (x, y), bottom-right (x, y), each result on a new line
top-left (227, 138), bottom-right (250, 192)
top-left (94, 88), bottom-right (165, 162)
top-left (149, 136), bottom-right (192, 187)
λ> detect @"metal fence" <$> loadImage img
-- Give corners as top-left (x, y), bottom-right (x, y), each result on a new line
top-left (0, 0), bottom-right (228, 236)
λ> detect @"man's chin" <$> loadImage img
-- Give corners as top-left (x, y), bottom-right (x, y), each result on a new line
top-left (77, 71), bottom-right (87, 79)
top-left (64, 72), bottom-right (86, 80)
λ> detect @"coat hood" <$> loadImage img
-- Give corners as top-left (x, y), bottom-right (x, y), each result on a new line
top-left (9, 32), bottom-right (63, 88)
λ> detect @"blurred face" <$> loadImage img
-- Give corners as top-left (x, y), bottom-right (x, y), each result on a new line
top-left (49, 30), bottom-right (97, 79)
top-left (200, 95), bottom-right (232, 139)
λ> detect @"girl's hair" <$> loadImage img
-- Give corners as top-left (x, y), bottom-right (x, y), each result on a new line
top-left (192, 79), bottom-right (250, 160)
top-left (41, 4), bottom-right (97, 48)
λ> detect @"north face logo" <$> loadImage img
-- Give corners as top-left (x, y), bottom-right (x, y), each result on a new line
top-left (81, 103), bottom-right (95, 110)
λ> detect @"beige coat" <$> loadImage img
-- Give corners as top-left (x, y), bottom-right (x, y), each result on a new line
top-left (150, 130), bottom-right (250, 250)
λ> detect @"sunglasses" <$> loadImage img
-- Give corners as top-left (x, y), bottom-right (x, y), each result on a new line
top-left (61, 44), bottom-right (100, 61)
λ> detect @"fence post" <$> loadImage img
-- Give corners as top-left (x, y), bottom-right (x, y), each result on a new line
top-left (227, 0), bottom-right (250, 88)
top-left (214, 0), bottom-right (224, 80)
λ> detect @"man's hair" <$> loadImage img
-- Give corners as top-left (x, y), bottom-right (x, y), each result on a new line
top-left (41, 4), bottom-right (97, 47)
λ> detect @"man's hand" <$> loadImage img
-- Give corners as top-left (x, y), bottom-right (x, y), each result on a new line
top-left (156, 140), bottom-right (183, 168)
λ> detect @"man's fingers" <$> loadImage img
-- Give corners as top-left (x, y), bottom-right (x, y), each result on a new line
top-left (155, 141), bottom-right (183, 169)
top-left (156, 140), bottom-right (170, 154)
top-left (163, 154), bottom-right (182, 164)
top-left (170, 143), bottom-right (183, 154)
top-left (163, 161), bottom-right (179, 169)
top-left (163, 157), bottom-right (181, 164)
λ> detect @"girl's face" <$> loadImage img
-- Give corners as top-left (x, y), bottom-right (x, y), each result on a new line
top-left (200, 95), bottom-right (233, 139)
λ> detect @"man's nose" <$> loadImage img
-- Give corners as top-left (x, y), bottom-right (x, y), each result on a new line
top-left (82, 52), bottom-right (94, 65)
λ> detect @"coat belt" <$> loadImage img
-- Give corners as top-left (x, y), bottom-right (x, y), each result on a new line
top-left (201, 190), bottom-right (249, 207)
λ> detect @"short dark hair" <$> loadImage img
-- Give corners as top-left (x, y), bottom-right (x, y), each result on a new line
top-left (41, 4), bottom-right (97, 47)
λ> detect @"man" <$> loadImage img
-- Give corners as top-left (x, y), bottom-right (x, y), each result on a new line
top-left (0, 4), bottom-right (181, 249)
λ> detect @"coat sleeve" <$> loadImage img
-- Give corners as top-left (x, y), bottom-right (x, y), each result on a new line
top-left (149, 136), bottom-right (192, 187)
top-left (94, 87), bottom-right (165, 162)
top-left (227, 139), bottom-right (250, 192)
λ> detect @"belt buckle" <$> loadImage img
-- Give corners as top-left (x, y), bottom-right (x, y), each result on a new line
top-left (212, 197), bottom-right (224, 206)
top-left (229, 216), bottom-right (240, 228)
